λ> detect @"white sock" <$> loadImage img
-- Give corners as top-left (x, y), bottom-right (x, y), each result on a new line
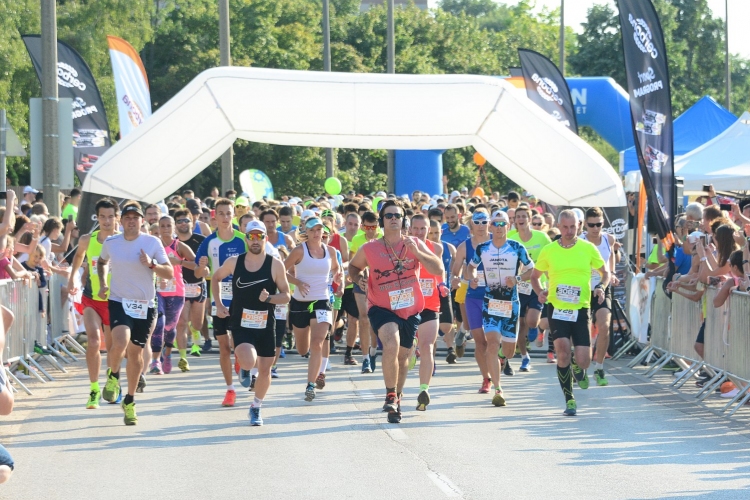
top-left (252, 397), bottom-right (263, 408)
top-left (523, 354), bottom-right (530, 360)
top-left (227, 384), bottom-right (235, 391)
top-left (594, 362), bottom-right (604, 371)
top-left (250, 368), bottom-right (258, 376)
top-left (320, 358), bottom-right (329, 374)
top-left (369, 346), bottom-right (377, 357)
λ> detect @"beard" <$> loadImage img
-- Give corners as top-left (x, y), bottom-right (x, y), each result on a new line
top-left (249, 245), bottom-right (263, 255)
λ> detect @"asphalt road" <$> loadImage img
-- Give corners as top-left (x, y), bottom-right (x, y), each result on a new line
top-left (3, 343), bottom-right (750, 500)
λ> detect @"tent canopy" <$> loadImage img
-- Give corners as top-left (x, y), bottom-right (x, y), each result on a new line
top-left (674, 111), bottom-right (750, 191)
top-left (82, 67), bottom-right (626, 207)
top-left (621, 95), bottom-right (736, 173)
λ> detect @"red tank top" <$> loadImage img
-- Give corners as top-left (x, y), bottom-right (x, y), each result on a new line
top-left (419, 240), bottom-right (441, 312)
top-left (362, 237), bottom-right (424, 320)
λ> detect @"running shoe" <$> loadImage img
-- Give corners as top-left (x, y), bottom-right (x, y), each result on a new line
top-left (455, 329), bottom-right (466, 357)
top-left (695, 375), bottom-right (712, 388)
top-left (112, 387), bottom-right (122, 404)
top-left (415, 347), bottom-right (421, 360)
top-left (190, 344), bottom-right (202, 357)
top-left (201, 339), bottom-right (213, 353)
top-left (315, 373), bottom-right (326, 390)
top-left (361, 357), bottom-right (372, 374)
top-left (222, 389), bottom-right (236, 407)
top-left (86, 390), bottom-right (100, 409)
top-left (271, 367), bottom-right (279, 379)
top-left (249, 406), bottom-right (263, 426)
top-left (519, 357), bottom-right (531, 372)
top-left (661, 360), bottom-right (680, 372)
top-left (122, 401), bottom-right (138, 425)
top-left (149, 360), bottom-right (163, 375)
top-left (250, 375), bottom-right (257, 391)
top-left (383, 392), bottom-right (398, 413)
top-left (564, 399), bottom-right (577, 416)
top-left (279, 347), bottom-right (286, 358)
top-left (162, 354), bottom-right (172, 374)
top-left (178, 358), bottom-right (190, 372)
top-left (305, 383), bottom-right (316, 402)
top-left (446, 348), bottom-right (457, 364)
top-left (416, 390), bottom-right (430, 411)
top-left (344, 355), bottom-right (358, 365)
top-left (137, 374), bottom-right (147, 393)
top-left (234, 360), bottom-right (240, 375)
top-left (387, 395), bottom-right (402, 423)
top-left (102, 369), bottom-right (120, 403)
top-left (238, 369), bottom-right (251, 388)
top-left (492, 389), bottom-right (506, 407)
top-left (503, 359), bottom-right (515, 376)
top-left (594, 369), bottom-right (609, 386)
top-left (547, 352), bottom-right (556, 363)
top-left (370, 352), bottom-right (378, 372)
top-left (456, 344), bottom-right (465, 358)
top-left (479, 378), bottom-right (491, 394)
top-left (571, 362), bottom-right (588, 389)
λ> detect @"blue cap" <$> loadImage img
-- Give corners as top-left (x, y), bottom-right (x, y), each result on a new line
top-left (472, 211), bottom-right (489, 222)
top-left (305, 217), bottom-right (324, 229)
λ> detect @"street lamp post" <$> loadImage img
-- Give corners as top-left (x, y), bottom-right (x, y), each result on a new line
top-left (219, 0), bottom-right (234, 195)
top-left (323, 0), bottom-right (334, 179)
top-left (386, 0), bottom-right (395, 193)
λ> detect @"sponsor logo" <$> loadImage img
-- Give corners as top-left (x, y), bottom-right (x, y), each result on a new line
top-left (532, 73), bottom-right (564, 105)
top-left (123, 94), bottom-right (146, 127)
top-left (605, 218), bottom-right (628, 241)
top-left (57, 62), bottom-right (87, 91)
top-left (629, 14), bottom-right (659, 59)
top-left (71, 97), bottom-right (101, 120)
top-left (637, 67), bottom-right (656, 84)
top-left (236, 278), bottom-right (267, 288)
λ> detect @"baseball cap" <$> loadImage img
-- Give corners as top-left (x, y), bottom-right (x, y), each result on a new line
top-left (301, 209), bottom-right (316, 220)
top-left (472, 211), bottom-right (489, 222)
top-left (491, 210), bottom-right (509, 221)
top-left (687, 231), bottom-right (705, 243)
top-left (571, 208), bottom-right (585, 222)
top-left (245, 220), bottom-right (266, 234)
top-left (321, 209), bottom-right (335, 219)
top-left (186, 198), bottom-right (201, 215)
top-left (305, 217), bottom-right (324, 230)
top-left (234, 196), bottom-right (249, 207)
top-left (23, 186), bottom-right (39, 194)
top-left (121, 203), bottom-right (144, 217)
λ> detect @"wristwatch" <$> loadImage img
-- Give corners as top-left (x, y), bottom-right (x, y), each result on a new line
top-left (148, 259), bottom-right (156, 269)
top-left (264, 296), bottom-right (272, 303)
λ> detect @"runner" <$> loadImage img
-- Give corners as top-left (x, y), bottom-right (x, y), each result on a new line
top-left (507, 206), bottom-right (552, 372)
top-left (428, 219), bottom-right (456, 363)
top-left (456, 209), bottom-right (493, 392)
top-left (186, 199), bottom-right (212, 236)
top-left (212, 220), bottom-right (290, 425)
top-left (194, 198), bottom-right (248, 407)
top-left (321, 209), bottom-right (348, 357)
top-left (144, 204), bottom-right (161, 226)
top-left (340, 213), bottom-right (361, 366)
top-left (284, 217), bottom-right (341, 402)
top-left (349, 200), bottom-right (444, 423)
top-left (409, 214), bottom-right (445, 410)
top-left (262, 209), bottom-right (295, 251)
top-left (173, 209), bottom-right (207, 366)
top-left (531, 209), bottom-right (609, 416)
top-left (467, 211), bottom-right (534, 406)
top-left (580, 207), bottom-right (619, 386)
top-left (67, 198), bottom-right (120, 409)
top-left (97, 202), bottom-right (172, 425)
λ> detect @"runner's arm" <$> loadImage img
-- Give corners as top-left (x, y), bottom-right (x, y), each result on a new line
top-left (66, 234), bottom-right (90, 293)
top-left (412, 239), bottom-right (443, 276)
top-left (283, 246), bottom-right (304, 287)
top-left (176, 242), bottom-right (197, 270)
top-left (348, 246), bottom-right (368, 287)
top-left (450, 242), bottom-right (466, 288)
top-left (595, 265), bottom-right (611, 290)
top-left (96, 256), bottom-right (109, 299)
top-left (210, 256), bottom-right (236, 317)
top-left (530, 269), bottom-right (546, 297)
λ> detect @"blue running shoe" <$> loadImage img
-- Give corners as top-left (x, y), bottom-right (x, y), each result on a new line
top-left (370, 353), bottom-right (378, 372)
top-left (271, 367), bottom-right (279, 379)
top-left (249, 406), bottom-right (263, 426)
top-left (109, 385), bottom-right (123, 405)
top-left (361, 357), bottom-right (372, 374)
top-left (520, 357), bottom-right (531, 372)
top-left (202, 339), bottom-right (213, 353)
top-left (279, 347), bottom-right (286, 359)
top-left (239, 369), bottom-right (251, 388)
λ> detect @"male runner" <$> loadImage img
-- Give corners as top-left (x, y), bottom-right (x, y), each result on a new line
top-left (144, 204), bottom-right (161, 226)
top-left (531, 210), bottom-right (609, 416)
top-left (580, 207), bottom-right (619, 386)
top-left (468, 211), bottom-right (533, 406)
top-left (186, 199), bottom-right (211, 236)
top-left (349, 200), bottom-right (443, 423)
top-left (213, 221), bottom-right (290, 425)
top-left (67, 198), bottom-right (120, 409)
top-left (441, 204), bottom-right (469, 355)
top-left (195, 198), bottom-right (248, 407)
top-left (341, 213), bottom-right (361, 365)
top-left (277, 205), bottom-right (298, 236)
top-left (98, 202), bottom-right (172, 425)
top-left (262, 209), bottom-right (295, 251)
top-left (428, 219), bottom-right (456, 363)
top-left (508, 206), bottom-right (551, 372)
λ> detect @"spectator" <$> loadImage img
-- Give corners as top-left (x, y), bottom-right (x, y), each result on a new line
top-left (0, 305), bottom-right (15, 484)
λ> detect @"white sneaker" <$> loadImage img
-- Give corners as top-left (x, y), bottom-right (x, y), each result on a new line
top-left (673, 368), bottom-right (690, 378)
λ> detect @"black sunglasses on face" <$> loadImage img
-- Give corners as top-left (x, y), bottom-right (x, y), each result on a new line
top-left (383, 213), bottom-right (403, 220)
top-left (587, 222), bottom-right (603, 228)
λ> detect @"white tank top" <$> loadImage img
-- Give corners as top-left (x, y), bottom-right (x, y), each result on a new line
top-left (292, 242), bottom-right (332, 301)
top-left (582, 232), bottom-right (611, 287)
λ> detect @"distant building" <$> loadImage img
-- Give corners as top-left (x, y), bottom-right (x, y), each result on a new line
top-left (360, 0), bottom-right (428, 13)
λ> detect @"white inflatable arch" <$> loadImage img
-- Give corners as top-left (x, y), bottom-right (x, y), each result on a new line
top-left (82, 67), bottom-right (626, 207)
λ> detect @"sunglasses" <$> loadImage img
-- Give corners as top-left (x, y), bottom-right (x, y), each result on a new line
top-left (531, 222), bottom-right (543, 227)
top-left (245, 232), bottom-right (265, 241)
top-left (175, 218), bottom-right (191, 224)
top-left (383, 213), bottom-right (403, 220)
top-left (473, 220), bottom-right (489, 225)
top-left (587, 222), bottom-right (603, 228)
top-left (491, 221), bottom-right (508, 227)
top-left (363, 224), bottom-right (378, 230)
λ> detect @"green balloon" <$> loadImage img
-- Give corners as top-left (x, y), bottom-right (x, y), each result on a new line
top-left (325, 177), bottom-right (342, 195)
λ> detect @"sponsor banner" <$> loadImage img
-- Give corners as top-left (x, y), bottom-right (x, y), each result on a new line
top-left (628, 274), bottom-right (654, 343)
top-left (107, 36), bottom-right (152, 137)
top-left (518, 49), bottom-right (578, 134)
top-left (22, 35), bottom-right (111, 184)
top-left (616, 0), bottom-right (674, 242)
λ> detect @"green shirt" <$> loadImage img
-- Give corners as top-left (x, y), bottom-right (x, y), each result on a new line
top-left (535, 239), bottom-right (605, 310)
top-left (62, 203), bottom-right (78, 221)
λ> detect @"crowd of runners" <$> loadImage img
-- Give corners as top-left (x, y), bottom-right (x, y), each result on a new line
top-left (1, 186), bottom-right (623, 427)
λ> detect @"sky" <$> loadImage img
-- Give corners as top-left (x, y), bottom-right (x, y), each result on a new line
top-left (427, 0), bottom-right (750, 59)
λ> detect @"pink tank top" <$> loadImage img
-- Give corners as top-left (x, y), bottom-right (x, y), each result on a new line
top-left (362, 237), bottom-right (424, 320)
top-left (158, 240), bottom-right (185, 297)
top-left (419, 240), bottom-right (441, 313)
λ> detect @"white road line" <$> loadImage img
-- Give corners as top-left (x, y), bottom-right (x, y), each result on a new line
top-left (357, 389), bottom-right (376, 399)
top-left (426, 471), bottom-right (462, 498)
top-left (385, 427), bottom-right (408, 441)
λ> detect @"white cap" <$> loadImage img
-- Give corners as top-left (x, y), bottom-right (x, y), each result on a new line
top-left (244, 220), bottom-right (267, 234)
top-left (571, 208), bottom-right (585, 222)
top-left (23, 186), bottom-right (39, 194)
top-left (687, 231), bottom-right (704, 243)
top-left (301, 209), bottom-right (316, 220)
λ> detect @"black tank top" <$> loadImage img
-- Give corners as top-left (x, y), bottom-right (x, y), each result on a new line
top-left (181, 233), bottom-right (206, 284)
top-left (230, 253), bottom-right (277, 333)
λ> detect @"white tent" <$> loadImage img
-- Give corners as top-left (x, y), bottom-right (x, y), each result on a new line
top-left (674, 111), bottom-right (750, 191)
top-left (82, 67), bottom-right (625, 207)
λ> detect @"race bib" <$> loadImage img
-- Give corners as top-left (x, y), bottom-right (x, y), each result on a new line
top-left (123, 299), bottom-right (148, 320)
top-left (518, 279), bottom-right (532, 296)
top-left (551, 308), bottom-right (579, 322)
top-left (419, 279), bottom-right (434, 297)
top-left (389, 287), bottom-right (415, 311)
top-left (275, 304), bottom-right (288, 320)
top-left (476, 274), bottom-right (486, 288)
top-left (556, 285), bottom-right (581, 304)
top-left (590, 269), bottom-right (602, 287)
top-left (220, 281), bottom-right (233, 302)
top-left (241, 309), bottom-right (268, 329)
top-left (315, 309), bottom-right (333, 324)
top-left (185, 283), bottom-right (202, 298)
top-left (160, 279), bottom-right (177, 293)
top-left (487, 299), bottom-right (512, 318)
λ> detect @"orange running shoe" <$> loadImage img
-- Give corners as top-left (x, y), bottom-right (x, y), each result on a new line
top-left (479, 378), bottom-right (491, 394)
top-left (222, 389), bottom-right (236, 407)
top-left (234, 360), bottom-right (240, 375)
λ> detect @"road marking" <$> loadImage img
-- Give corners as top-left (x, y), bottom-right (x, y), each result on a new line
top-left (385, 427), bottom-right (408, 441)
top-left (426, 471), bottom-right (462, 498)
top-left (357, 389), bottom-right (376, 399)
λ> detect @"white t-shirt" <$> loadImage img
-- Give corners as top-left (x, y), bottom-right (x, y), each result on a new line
top-left (100, 233), bottom-right (169, 303)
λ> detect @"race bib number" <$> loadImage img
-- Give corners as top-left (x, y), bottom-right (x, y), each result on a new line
top-left (241, 309), bottom-right (268, 329)
top-left (315, 309), bottom-right (333, 324)
top-left (551, 308), bottom-right (579, 322)
top-left (518, 279), bottom-right (532, 295)
top-left (590, 269), bottom-right (602, 287)
top-left (123, 299), bottom-right (148, 320)
top-left (220, 281), bottom-right (233, 302)
top-left (419, 279), bottom-right (434, 297)
top-left (556, 285), bottom-right (581, 304)
top-left (487, 299), bottom-right (512, 318)
top-left (160, 279), bottom-right (177, 293)
top-left (275, 304), bottom-right (288, 320)
top-left (185, 283), bottom-right (202, 298)
top-left (389, 287), bottom-right (415, 311)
